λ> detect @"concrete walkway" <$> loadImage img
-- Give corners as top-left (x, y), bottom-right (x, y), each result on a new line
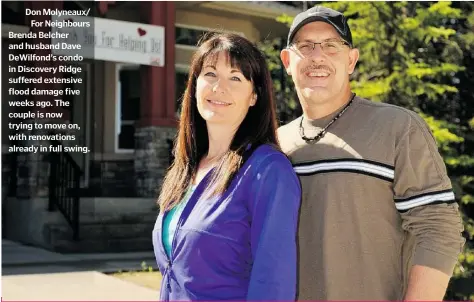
top-left (2, 240), bottom-right (160, 301)
top-left (2, 240), bottom-right (158, 275)
top-left (2, 271), bottom-right (159, 301)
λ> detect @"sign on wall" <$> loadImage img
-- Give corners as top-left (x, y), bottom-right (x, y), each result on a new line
top-left (51, 15), bottom-right (165, 66)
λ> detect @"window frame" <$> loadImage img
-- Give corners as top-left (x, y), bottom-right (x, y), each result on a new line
top-left (175, 23), bottom-right (245, 51)
top-left (114, 63), bottom-right (140, 154)
top-left (175, 64), bottom-right (190, 117)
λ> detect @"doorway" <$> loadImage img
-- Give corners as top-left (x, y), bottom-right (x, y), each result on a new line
top-left (63, 62), bottom-right (91, 187)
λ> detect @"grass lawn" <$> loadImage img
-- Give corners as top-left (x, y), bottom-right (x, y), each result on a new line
top-left (111, 271), bottom-right (163, 291)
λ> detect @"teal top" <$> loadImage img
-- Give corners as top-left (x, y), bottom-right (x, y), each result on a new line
top-left (162, 186), bottom-right (196, 258)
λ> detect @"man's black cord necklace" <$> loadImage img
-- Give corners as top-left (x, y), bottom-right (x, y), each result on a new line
top-left (299, 93), bottom-right (356, 144)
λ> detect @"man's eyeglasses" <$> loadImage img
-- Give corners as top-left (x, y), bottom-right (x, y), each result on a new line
top-left (290, 40), bottom-right (351, 56)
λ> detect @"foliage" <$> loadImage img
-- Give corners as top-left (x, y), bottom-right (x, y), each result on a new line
top-left (141, 261), bottom-right (155, 272)
top-left (260, 1), bottom-right (474, 299)
top-left (257, 37), bottom-right (300, 124)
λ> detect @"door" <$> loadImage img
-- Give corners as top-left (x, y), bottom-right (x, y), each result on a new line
top-left (63, 62), bottom-right (91, 187)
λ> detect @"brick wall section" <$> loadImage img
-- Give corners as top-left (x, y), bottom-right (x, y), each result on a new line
top-left (12, 118), bottom-right (61, 199)
top-left (134, 126), bottom-right (177, 197)
top-left (89, 160), bottom-right (136, 197)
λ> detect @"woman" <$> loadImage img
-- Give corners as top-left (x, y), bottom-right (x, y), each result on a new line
top-left (152, 32), bottom-right (301, 301)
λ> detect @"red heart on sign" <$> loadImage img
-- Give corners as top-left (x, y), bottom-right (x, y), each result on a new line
top-left (138, 28), bottom-right (147, 36)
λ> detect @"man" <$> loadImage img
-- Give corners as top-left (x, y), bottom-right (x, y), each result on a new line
top-left (278, 5), bottom-right (465, 301)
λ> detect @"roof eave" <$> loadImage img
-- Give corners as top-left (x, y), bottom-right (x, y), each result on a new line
top-left (200, 2), bottom-right (300, 19)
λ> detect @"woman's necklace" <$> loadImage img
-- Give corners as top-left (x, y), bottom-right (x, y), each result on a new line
top-left (299, 93), bottom-right (356, 144)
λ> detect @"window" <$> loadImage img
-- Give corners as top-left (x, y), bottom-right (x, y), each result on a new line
top-left (176, 26), bottom-right (209, 47)
top-left (62, 71), bottom-right (75, 122)
top-left (116, 64), bottom-right (140, 152)
top-left (175, 68), bottom-right (189, 116)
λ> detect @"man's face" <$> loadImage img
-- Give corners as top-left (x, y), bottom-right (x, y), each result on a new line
top-left (281, 22), bottom-right (359, 106)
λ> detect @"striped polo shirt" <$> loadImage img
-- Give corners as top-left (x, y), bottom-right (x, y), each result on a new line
top-left (278, 96), bottom-right (465, 300)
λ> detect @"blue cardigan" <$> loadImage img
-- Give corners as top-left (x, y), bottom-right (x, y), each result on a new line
top-left (152, 144), bottom-right (301, 301)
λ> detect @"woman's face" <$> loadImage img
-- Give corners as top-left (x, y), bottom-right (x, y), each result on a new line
top-left (196, 52), bottom-right (256, 129)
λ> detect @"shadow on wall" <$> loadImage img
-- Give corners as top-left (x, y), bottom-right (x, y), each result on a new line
top-left (167, 139), bottom-right (174, 165)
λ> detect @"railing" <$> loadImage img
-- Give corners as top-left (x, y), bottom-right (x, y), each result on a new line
top-left (5, 152), bottom-right (18, 198)
top-left (48, 142), bottom-right (81, 240)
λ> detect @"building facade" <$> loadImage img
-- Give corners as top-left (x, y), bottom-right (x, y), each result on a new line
top-left (2, 1), bottom-right (300, 252)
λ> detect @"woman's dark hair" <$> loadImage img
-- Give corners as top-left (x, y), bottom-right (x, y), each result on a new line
top-left (158, 32), bottom-right (279, 211)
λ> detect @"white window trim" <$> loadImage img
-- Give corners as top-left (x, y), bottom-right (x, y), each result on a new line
top-left (175, 63), bottom-right (190, 73)
top-left (175, 23), bottom-right (246, 49)
top-left (176, 23), bottom-right (245, 36)
top-left (115, 63), bottom-right (140, 154)
top-left (176, 44), bottom-right (199, 52)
